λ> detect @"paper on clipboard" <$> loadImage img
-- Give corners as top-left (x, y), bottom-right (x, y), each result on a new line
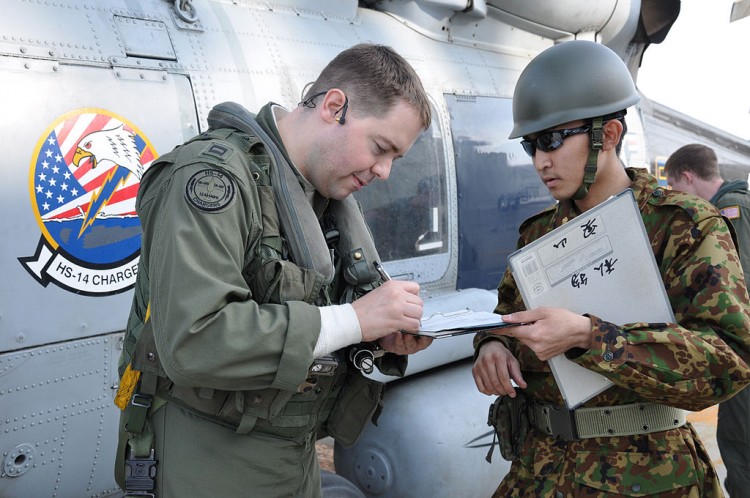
top-left (406, 309), bottom-right (515, 338)
top-left (507, 189), bottom-right (674, 408)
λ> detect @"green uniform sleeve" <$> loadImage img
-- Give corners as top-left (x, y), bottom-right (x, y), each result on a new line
top-left (716, 191), bottom-right (750, 281)
top-left (138, 140), bottom-right (321, 393)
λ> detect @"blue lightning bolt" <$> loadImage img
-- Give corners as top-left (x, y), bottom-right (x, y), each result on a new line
top-left (78, 167), bottom-right (131, 238)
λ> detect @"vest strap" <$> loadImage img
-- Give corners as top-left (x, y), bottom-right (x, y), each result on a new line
top-left (208, 102), bottom-right (338, 284)
top-left (118, 101), bottom-right (394, 449)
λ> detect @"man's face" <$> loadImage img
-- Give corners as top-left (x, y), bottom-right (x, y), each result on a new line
top-left (526, 120), bottom-right (590, 201)
top-left (304, 99), bottom-right (423, 200)
top-left (666, 171), bottom-right (699, 196)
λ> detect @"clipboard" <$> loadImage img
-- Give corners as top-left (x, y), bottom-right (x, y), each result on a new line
top-left (507, 189), bottom-right (674, 408)
top-left (404, 309), bottom-right (519, 338)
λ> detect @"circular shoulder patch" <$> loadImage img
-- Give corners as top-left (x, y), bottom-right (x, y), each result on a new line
top-left (185, 169), bottom-right (236, 212)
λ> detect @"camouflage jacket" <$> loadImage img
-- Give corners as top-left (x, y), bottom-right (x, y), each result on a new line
top-left (478, 168), bottom-right (750, 497)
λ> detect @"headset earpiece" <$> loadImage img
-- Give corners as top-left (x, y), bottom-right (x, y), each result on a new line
top-left (335, 95), bottom-right (349, 125)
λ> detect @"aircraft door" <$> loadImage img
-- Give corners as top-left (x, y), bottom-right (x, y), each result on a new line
top-left (0, 58), bottom-right (196, 497)
top-left (2, 63), bottom-right (197, 350)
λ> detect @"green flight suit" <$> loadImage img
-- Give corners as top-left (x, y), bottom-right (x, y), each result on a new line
top-left (116, 103), bottom-right (393, 497)
top-left (477, 168), bottom-right (750, 497)
top-left (711, 179), bottom-right (750, 498)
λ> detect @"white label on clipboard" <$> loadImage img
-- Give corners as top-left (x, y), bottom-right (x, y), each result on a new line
top-left (508, 189), bottom-right (674, 408)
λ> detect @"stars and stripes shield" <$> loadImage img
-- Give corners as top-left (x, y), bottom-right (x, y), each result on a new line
top-left (19, 108), bottom-right (158, 296)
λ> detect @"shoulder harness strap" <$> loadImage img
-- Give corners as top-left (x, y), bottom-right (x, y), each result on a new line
top-left (208, 102), bottom-right (338, 284)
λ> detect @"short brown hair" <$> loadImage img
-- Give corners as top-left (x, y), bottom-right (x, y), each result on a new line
top-left (664, 143), bottom-right (720, 180)
top-left (303, 44), bottom-right (431, 130)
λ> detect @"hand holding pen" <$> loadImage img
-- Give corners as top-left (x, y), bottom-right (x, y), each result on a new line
top-left (350, 261), bottom-right (423, 342)
top-left (347, 261), bottom-right (432, 354)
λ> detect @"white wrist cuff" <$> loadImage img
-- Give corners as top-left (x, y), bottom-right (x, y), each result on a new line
top-left (314, 304), bottom-right (362, 357)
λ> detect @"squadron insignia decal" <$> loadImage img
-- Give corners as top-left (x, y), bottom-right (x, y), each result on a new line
top-left (19, 109), bottom-right (157, 296)
top-left (185, 169), bottom-right (236, 212)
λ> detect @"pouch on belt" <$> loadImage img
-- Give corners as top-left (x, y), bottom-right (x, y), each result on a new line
top-left (487, 392), bottom-right (529, 462)
top-left (323, 372), bottom-right (385, 448)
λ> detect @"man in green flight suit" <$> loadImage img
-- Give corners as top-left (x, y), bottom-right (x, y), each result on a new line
top-left (472, 40), bottom-right (750, 497)
top-left (114, 44), bottom-right (433, 497)
top-left (665, 143), bottom-right (750, 498)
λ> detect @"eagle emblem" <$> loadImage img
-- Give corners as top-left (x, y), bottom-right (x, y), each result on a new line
top-left (20, 109), bottom-right (158, 295)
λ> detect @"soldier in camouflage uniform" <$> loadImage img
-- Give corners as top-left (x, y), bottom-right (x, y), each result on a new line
top-left (473, 40), bottom-right (750, 497)
top-left (665, 144), bottom-right (750, 498)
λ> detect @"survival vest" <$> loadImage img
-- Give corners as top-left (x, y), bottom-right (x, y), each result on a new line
top-left (114, 103), bottom-right (404, 482)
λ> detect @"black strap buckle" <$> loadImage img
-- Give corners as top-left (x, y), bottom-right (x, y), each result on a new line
top-left (125, 448), bottom-right (157, 494)
top-left (530, 404), bottom-right (579, 441)
top-left (546, 405), bottom-right (579, 441)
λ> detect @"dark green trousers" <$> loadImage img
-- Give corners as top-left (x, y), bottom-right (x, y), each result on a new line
top-left (718, 386), bottom-right (750, 498)
top-left (118, 401), bottom-right (322, 498)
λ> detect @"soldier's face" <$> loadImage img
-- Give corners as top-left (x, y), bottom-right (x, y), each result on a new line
top-left (305, 99), bottom-right (422, 200)
top-left (529, 120), bottom-right (590, 201)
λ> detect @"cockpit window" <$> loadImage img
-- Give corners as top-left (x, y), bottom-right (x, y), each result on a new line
top-left (355, 106), bottom-right (447, 263)
top-left (446, 94), bottom-right (553, 290)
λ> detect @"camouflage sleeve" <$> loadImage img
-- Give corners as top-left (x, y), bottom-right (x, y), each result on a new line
top-left (473, 266), bottom-right (527, 357)
top-left (574, 208), bottom-right (750, 411)
top-left (473, 219), bottom-right (541, 358)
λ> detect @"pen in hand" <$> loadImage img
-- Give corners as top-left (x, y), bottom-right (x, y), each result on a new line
top-left (373, 260), bottom-right (427, 344)
top-left (373, 261), bottom-right (391, 282)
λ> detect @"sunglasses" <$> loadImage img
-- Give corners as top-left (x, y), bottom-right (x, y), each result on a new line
top-left (520, 125), bottom-right (590, 157)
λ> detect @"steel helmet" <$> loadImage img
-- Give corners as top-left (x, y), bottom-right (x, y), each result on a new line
top-left (509, 40), bottom-right (640, 139)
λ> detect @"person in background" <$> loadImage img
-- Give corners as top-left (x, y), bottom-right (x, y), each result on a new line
top-left (666, 143), bottom-right (750, 498)
top-left (113, 43), bottom-right (433, 497)
top-left (472, 40), bottom-right (750, 497)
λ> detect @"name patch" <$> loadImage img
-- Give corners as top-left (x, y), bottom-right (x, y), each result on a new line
top-left (186, 169), bottom-right (236, 212)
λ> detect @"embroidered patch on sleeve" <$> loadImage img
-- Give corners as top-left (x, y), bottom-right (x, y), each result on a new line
top-left (204, 143), bottom-right (230, 159)
top-left (720, 206), bottom-right (740, 220)
top-left (185, 169), bottom-right (236, 212)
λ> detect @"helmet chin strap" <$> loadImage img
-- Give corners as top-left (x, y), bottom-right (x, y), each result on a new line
top-left (572, 116), bottom-right (604, 200)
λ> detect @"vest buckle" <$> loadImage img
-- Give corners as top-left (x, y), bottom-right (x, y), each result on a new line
top-left (298, 354), bottom-right (339, 393)
top-left (124, 448), bottom-right (157, 496)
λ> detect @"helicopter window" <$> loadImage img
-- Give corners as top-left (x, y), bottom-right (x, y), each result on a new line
top-left (445, 94), bottom-right (554, 290)
top-left (355, 106), bottom-right (447, 263)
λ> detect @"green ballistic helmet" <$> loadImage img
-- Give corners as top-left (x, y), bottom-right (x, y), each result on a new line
top-left (509, 40), bottom-right (641, 139)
